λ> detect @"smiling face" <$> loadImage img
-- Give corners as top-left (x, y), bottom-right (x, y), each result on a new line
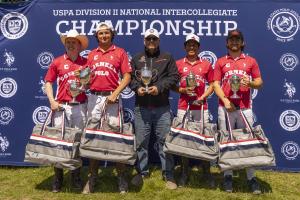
top-left (226, 36), bottom-right (244, 52)
top-left (65, 38), bottom-right (81, 54)
top-left (96, 25), bottom-right (113, 47)
top-left (185, 40), bottom-right (200, 58)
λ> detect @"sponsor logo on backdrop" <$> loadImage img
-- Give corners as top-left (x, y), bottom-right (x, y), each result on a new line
top-left (79, 50), bottom-right (91, 59)
top-left (0, 77), bottom-right (17, 98)
top-left (120, 86), bottom-right (135, 99)
top-left (280, 79), bottom-right (299, 103)
top-left (281, 141), bottom-right (299, 160)
top-left (34, 77), bottom-right (47, 100)
top-left (0, 132), bottom-right (11, 157)
top-left (252, 89), bottom-right (258, 99)
top-left (279, 110), bottom-right (300, 131)
top-left (37, 52), bottom-right (54, 69)
top-left (123, 108), bottom-right (134, 123)
top-left (0, 12), bottom-right (28, 40)
top-left (0, 107), bottom-right (14, 125)
top-left (0, 49), bottom-right (17, 72)
top-left (267, 8), bottom-right (300, 42)
top-left (280, 53), bottom-right (298, 71)
top-left (32, 106), bottom-right (50, 125)
top-left (199, 51), bottom-right (217, 69)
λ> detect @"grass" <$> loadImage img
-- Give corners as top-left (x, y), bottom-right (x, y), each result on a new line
top-left (0, 165), bottom-right (300, 200)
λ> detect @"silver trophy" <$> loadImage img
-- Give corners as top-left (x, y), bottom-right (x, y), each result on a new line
top-left (135, 64), bottom-right (157, 93)
top-left (230, 74), bottom-right (241, 99)
top-left (186, 71), bottom-right (197, 96)
top-left (69, 67), bottom-right (91, 103)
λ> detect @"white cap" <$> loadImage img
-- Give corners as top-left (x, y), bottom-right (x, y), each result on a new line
top-left (96, 21), bottom-right (114, 32)
top-left (185, 33), bottom-right (200, 44)
top-left (144, 28), bottom-right (159, 39)
top-left (60, 29), bottom-right (89, 51)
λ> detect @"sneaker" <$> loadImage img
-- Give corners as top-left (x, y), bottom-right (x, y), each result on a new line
top-left (178, 173), bottom-right (188, 187)
top-left (118, 176), bottom-right (129, 194)
top-left (224, 175), bottom-right (233, 193)
top-left (82, 175), bottom-right (97, 194)
top-left (248, 177), bottom-right (262, 195)
top-left (131, 173), bottom-right (148, 187)
top-left (165, 179), bottom-right (177, 190)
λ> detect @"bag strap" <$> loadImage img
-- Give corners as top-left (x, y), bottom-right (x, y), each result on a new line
top-left (181, 102), bottom-right (191, 129)
top-left (224, 111), bottom-right (234, 141)
top-left (239, 110), bottom-right (255, 138)
top-left (40, 110), bottom-right (53, 136)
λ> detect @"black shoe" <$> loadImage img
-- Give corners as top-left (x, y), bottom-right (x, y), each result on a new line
top-left (131, 173), bottom-right (148, 187)
top-left (118, 176), bottom-right (129, 194)
top-left (52, 168), bottom-right (63, 193)
top-left (248, 177), bottom-right (262, 195)
top-left (224, 175), bottom-right (233, 193)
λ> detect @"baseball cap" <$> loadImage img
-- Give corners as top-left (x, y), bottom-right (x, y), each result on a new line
top-left (226, 29), bottom-right (244, 41)
top-left (96, 21), bottom-right (115, 32)
top-left (144, 28), bottom-right (160, 39)
top-left (185, 33), bottom-right (200, 44)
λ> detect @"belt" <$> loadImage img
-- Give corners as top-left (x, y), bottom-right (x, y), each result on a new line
top-left (90, 90), bottom-right (113, 96)
top-left (60, 101), bottom-right (86, 106)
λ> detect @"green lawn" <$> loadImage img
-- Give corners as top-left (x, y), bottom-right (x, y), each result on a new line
top-left (0, 165), bottom-right (300, 200)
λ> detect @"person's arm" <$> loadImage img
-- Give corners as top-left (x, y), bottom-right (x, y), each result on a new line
top-left (198, 82), bottom-right (214, 101)
top-left (241, 76), bottom-right (263, 89)
top-left (45, 82), bottom-right (60, 111)
top-left (107, 72), bottom-right (131, 103)
top-left (213, 81), bottom-right (236, 112)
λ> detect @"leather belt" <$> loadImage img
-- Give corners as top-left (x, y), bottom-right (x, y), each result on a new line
top-left (60, 101), bottom-right (86, 106)
top-left (90, 90), bottom-right (113, 96)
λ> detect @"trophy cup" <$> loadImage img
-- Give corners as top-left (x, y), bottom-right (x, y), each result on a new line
top-left (230, 74), bottom-right (241, 99)
top-left (135, 64), bottom-right (157, 93)
top-left (69, 67), bottom-right (91, 102)
top-left (186, 71), bottom-right (197, 96)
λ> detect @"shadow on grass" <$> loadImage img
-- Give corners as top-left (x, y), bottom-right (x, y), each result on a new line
top-left (35, 164), bottom-right (142, 194)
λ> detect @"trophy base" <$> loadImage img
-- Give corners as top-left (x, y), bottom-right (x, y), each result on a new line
top-left (230, 94), bottom-right (240, 99)
top-left (188, 93), bottom-right (197, 97)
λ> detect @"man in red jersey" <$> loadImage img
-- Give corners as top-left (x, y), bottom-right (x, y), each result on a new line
top-left (175, 33), bottom-right (214, 187)
top-left (44, 29), bottom-right (89, 192)
top-left (82, 22), bottom-right (131, 194)
top-left (213, 29), bottom-right (263, 194)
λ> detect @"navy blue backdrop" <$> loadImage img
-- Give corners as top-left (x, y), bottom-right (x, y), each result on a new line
top-left (0, 0), bottom-right (300, 171)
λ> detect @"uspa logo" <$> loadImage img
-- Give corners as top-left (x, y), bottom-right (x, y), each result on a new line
top-left (123, 108), bottom-right (134, 123)
top-left (80, 50), bottom-right (91, 59)
top-left (281, 141), bottom-right (299, 160)
top-left (0, 133), bottom-right (9, 153)
top-left (0, 12), bottom-right (28, 40)
top-left (267, 8), bottom-right (300, 42)
top-left (1, 49), bottom-right (17, 72)
top-left (0, 77), bottom-right (17, 98)
top-left (199, 51), bottom-right (217, 68)
top-left (120, 86), bottom-right (135, 99)
top-left (280, 79), bottom-right (299, 104)
top-left (0, 107), bottom-right (14, 125)
top-left (279, 110), bottom-right (300, 131)
top-left (34, 77), bottom-right (47, 100)
top-left (32, 106), bottom-right (50, 125)
top-left (37, 52), bottom-right (54, 69)
top-left (280, 53), bottom-right (298, 72)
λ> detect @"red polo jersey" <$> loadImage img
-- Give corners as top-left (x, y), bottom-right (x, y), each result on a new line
top-left (213, 53), bottom-right (261, 109)
top-left (44, 54), bottom-right (87, 103)
top-left (87, 45), bottom-right (132, 91)
top-left (176, 57), bottom-right (214, 110)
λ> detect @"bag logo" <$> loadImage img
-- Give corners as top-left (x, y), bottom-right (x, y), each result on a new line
top-left (281, 141), bottom-right (299, 160)
top-left (0, 107), bottom-right (14, 125)
top-left (0, 77), bottom-right (17, 98)
top-left (279, 110), bottom-right (300, 131)
top-left (0, 12), bottom-right (28, 40)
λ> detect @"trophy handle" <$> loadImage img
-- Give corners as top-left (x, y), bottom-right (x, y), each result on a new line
top-left (135, 70), bottom-right (142, 81)
top-left (151, 69), bottom-right (158, 82)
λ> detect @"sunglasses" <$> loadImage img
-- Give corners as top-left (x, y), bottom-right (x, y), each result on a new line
top-left (145, 37), bottom-right (158, 41)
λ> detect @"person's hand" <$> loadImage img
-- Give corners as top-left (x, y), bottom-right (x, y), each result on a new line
top-left (148, 86), bottom-right (159, 96)
top-left (137, 87), bottom-right (147, 96)
top-left (106, 93), bottom-right (119, 104)
top-left (223, 98), bottom-right (236, 112)
top-left (194, 95), bottom-right (205, 105)
top-left (74, 69), bottom-right (81, 77)
top-left (186, 87), bottom-right (196, 96)
top-left (241, 75), bottom-right (251, 88)
top-left (50, 100), bottom-right (61, 111)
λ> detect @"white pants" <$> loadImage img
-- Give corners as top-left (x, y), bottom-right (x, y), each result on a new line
top-left (53, 103), bottom-right (87, 130)
top-left (87, 94), bottom-right (120, 128)
top-left (218, 106), bottom-right (255, 180)
top-left (177, 109), bottom-right (209, 123)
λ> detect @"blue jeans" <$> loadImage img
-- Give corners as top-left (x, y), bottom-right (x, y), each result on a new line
top-left (134, 106), bottom-right (174, 180)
